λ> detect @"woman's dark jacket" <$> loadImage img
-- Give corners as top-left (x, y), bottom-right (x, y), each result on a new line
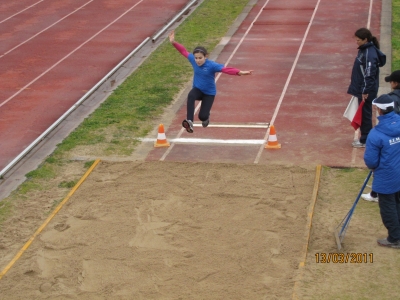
top-left (347, 41), bottom-right (386, 99)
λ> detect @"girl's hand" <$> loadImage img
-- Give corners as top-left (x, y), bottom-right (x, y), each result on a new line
top-left (238, 70), bottom-right (253, 76)
top-left (169, 31), bottom-right (175, 43)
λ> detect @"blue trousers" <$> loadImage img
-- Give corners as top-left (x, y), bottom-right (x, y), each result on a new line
top-left (378, 191), bottom-right (400, 242)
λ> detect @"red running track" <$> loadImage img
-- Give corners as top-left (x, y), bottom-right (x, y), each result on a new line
top-left (147, 0), bottom-right (385, 168)
top-left (0, 0), bottom-right (190, 171)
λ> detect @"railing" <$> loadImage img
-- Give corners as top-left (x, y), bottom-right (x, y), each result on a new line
top-left (151, 0), bottom-right (198, 42)
top-left (0, 0), bottom-right (200, 179)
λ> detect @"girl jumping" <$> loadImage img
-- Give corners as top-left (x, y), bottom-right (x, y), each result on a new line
top-left (169, 30), bottom-right (253, 133)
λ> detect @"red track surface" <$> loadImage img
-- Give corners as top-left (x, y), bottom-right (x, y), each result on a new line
top-left (0, 0), bottom-right (385, 171)
top-left (147, 0), bottom-right (383, 168)
top-left (0, 0), bottom-right (189, 170)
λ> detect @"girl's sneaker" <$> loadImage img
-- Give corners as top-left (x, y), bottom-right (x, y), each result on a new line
top-left (352, 140), bottom-right (365, 148)
top-left (182, 119), bottom-right (194, 133)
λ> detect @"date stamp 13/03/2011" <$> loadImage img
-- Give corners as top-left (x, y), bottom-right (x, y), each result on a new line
top-left (315, 253), bottom-right (373, 263)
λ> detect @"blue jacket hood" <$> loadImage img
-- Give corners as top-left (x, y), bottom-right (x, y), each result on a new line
top-left (347, 42), bottom-right (386, 98)
top-left (359, 42), bottom-right (386, 67)
top-left (375, 112), bottom-right (400, 137)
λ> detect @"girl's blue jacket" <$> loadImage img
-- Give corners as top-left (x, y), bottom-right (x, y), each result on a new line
top-left (364, 112), bottom-right (400, 194)
top-left (347, 42), bottom-right (386, 99)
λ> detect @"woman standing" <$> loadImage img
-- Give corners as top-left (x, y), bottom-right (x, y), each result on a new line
top-left (347, 28), bottom-right (386, 148)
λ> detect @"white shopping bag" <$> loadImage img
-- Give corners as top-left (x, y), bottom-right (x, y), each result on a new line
top-left (343, 96), bottom-right (359, 122)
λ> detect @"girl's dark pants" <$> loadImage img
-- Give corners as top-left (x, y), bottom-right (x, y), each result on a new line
top-left (358, 92), bottom-right (377, 144)
top-left (378, 191), bottom-right (400, 243)
top-left (187, 87), bottom-right (215, 122)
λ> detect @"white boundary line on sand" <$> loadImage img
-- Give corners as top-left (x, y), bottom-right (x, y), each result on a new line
top-left (254, 0), bottom-right (322, 164)
top-left (0, 0), bottom-right (93, 58)
top-left (160, 0), bottom-right (272, 161)
top-left (141, 138), bottom-right (265, 145)
top-left (0, 0), bottom-right (145, 108)
top-left (0, 0), bottom-right (44, 24)
top-left (192, 123), bottom-right (269, 128)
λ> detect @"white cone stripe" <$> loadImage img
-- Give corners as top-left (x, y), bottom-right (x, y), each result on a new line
top-left (157, 133), bottom-right (166, 140)
top-left (268, 135), bottom-right (277, 142)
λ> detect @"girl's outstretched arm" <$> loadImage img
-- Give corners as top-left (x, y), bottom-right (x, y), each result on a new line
top-left (222, 67), bottom-right (253, 76)
top-left (169, 30), bottom-right (189, 58)
top-left (238, 70), bottom-right (253, 75)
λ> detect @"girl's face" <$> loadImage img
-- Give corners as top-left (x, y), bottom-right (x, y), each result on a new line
top-left (355, 36), bottom-right (368, 47)
top-left (194, 52), bottom-right (206, 66)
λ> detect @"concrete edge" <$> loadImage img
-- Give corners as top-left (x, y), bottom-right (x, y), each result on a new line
top-left (379, 0), bottom-right (392, 95)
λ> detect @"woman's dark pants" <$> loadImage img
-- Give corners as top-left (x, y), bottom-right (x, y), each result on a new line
top-left (358, 92), bottom-right (377, 144)
top-left (378, 191), bottom-right (400, 243)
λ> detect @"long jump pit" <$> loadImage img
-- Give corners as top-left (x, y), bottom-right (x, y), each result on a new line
top-left (0, 160), bottom-right (318, 299)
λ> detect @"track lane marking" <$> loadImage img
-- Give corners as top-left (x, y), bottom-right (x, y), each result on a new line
top-left (192, 123), bottom-right (269, 128)
top-left (0, 0), bottom-right (93, 58)
top-left (254, 0), bottom-right (322, 164)
top-left (141, 138), bottom-right (265, 145)
top-left (367, 0), bottom-right (373, 29)
top-left (0, 0), bottom-right (45, 24)
top-left (0, 0), bottom-right (145, 108)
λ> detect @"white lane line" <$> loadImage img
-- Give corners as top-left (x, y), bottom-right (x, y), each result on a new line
top-left (352, 0), bottom-right (374, 165)
top-left (192, 123), bottom-right (269, 128)
top-left (0, 0), bottom-right (93, 58)
top-left (254, 0), bottom-right (322, 164)
top-left (141, 138), bottom-right (265, 145)
top-left (0, 0), bottom-right (145, 108)
top-left (159, 0), bottom-right (272, 161)
top-left (0, 0), bottom-right (45, 24)
top-left (367, 0), bottom-right (373, 29)
top-left (214, 0), bottom-right (271, 81)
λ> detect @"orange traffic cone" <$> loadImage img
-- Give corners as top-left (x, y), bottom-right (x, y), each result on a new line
top-left (154, 124), bottom-right (170, 148)
top-left (265, 125), bottom-right (281, 149)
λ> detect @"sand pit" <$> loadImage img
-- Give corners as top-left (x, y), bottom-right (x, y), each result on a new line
top-left (0, 161), bottom-right (316, 299)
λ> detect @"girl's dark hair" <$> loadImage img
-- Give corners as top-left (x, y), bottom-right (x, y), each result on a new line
top-left (193, 46), bottom-right (208, 56)
top-left (355, 28), bottom-right (380, 49)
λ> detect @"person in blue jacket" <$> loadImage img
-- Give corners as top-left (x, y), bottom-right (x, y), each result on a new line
top-left (348, 28), bottom-right (386, 148)
top-left (364, 94), bottom-right (400, 248)
top-left (362, 70), bottom-right (400, 202)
